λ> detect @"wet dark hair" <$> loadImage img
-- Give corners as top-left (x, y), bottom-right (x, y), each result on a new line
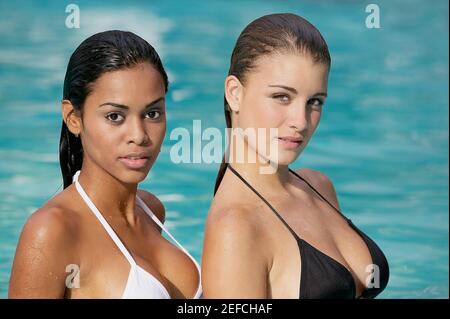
top-left (60, 30), bottom-right (169, 189)
top-left (214, 13), bottom-right (332, 194)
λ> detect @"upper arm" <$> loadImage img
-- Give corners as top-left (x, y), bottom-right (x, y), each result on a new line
top-left (297, 168), bottom-right (341, 210)
top-left (137, 190), bottom-right (165, 226)
top-left (201, 208), bottom-right (269, 298)
top-left (8, 208), bottom-right (76, 298)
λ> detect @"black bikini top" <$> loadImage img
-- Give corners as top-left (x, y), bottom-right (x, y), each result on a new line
top-left (228, 165), bottom-right (389, 299)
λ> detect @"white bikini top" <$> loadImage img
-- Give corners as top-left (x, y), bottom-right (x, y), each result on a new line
top-left (72, 170), bottom-right (202, 299)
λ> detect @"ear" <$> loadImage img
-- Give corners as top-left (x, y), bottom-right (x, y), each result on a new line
top-left (61, 100), bottom-right (82, 136)
top-left (224, 75), bottom-right (243, 113)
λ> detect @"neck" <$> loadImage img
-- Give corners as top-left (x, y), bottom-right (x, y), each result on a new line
top-left (75, 161), bottom-right (139, 226)
top-left (228, 135), bottom-right (290, 192)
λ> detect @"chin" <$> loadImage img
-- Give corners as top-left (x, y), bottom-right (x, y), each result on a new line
top-left (254, 153), bottom-right (296, 171)
top-left (118, 168), bottom-right (151, 185)
top-left (271, 157), bottom-right (297, 167)
top-left (273, 149), bottom-right (302, 166)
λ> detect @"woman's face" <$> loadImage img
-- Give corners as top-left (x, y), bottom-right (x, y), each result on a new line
top-left (79, 62), bottom-right (166, 184)
top-left (230, 52), bottom-right (329, 167)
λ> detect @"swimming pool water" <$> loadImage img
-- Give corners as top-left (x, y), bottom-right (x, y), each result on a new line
top-left (0, 0), bottom-right (448, 298)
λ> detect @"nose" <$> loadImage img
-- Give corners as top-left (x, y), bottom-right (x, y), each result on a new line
top-left (127, 116), bottom-right (150, 146)
top-left (287, 100), bottom-right (309, 133)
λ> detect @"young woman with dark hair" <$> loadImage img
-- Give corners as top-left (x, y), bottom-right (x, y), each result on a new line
top-left (9, 30), bottom-right (202, 299)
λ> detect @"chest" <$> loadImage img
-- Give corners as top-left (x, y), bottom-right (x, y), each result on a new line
top-left (66, 215), bottom-right (198, 298)
top-left (263, 196), bottom-right (373, 298)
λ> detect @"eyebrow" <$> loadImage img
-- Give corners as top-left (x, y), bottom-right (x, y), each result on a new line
top-left (99, 97), bottom-right (165, 110)
top-left (268, 85), bottom-right (327, 97)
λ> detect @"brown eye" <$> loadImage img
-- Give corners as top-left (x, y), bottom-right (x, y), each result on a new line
top-left (146, 111), bottom-right (161, 119)
top-left (106, 112), bottom-right (124, 123)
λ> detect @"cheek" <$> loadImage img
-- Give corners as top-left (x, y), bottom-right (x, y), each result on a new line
top-left (85, 123), bottom-right (119, 154)
top-left (309, 111), bottom-right (322, 129)
top-left (240, 96), bottom-right (283, 129)
top-left (147, 121), bottom-right (166, 143)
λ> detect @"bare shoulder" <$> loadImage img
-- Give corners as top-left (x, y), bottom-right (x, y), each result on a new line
top-left (137, 189), bottom-right (165, 224)
top-left (204, 203), bottom-right (268, 258)
top-left (202, 204), bottom-right (269, 298)
top-left (8, 205), bottom-right (79, 298)
top-left (20, 204), bottom-right (80, 247)
top-left (294, 167), bottom-right (341, 210)
top-left (206, 204), bottom-right (262, 240)
top-left (13, 204), bottom-right (80, 263)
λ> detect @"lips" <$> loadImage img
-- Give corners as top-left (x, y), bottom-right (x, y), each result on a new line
top-left (277, 136), bottom-right (303, 150)
top-left (119, 153), bottom-right (150, 169)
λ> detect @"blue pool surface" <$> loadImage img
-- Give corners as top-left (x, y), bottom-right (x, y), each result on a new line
top-left (0, 0), bottom-right (448, 298)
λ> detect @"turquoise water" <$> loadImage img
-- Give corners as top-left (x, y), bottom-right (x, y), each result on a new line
top-left (0, 0), bottom-right (448, 298)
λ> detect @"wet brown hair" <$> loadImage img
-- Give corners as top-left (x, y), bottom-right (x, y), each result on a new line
top-left (214, 13), bottom-right (331, 194)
